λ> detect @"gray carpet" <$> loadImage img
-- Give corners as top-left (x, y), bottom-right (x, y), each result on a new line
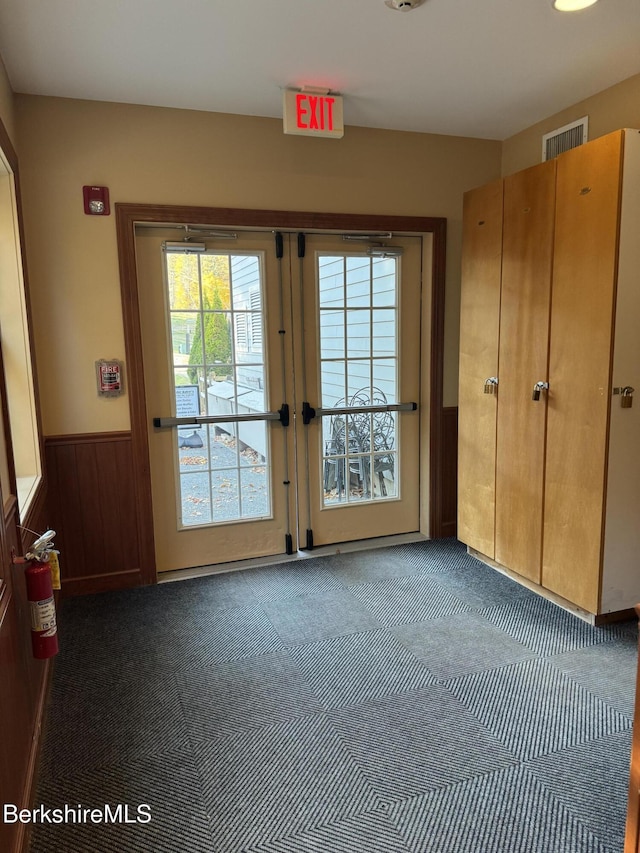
top-left (30, 539), bottom-right (637, 852)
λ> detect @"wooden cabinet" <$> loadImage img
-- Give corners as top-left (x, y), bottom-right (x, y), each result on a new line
top-left (458, 160), bottom-right (555, 583)
top-left (458, 179), bottom-right (503, 559)
top-left (458, 128), bottom-right (640, 618)
top-left (495, 160), bottom-right (555, 584)
top-left (543, 130), bottom-right (640, 613)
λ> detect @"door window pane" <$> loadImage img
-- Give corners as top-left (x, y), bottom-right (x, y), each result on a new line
top-left (318, 256), bottom-right (345, 308)
top-left (240, 468), bottom-right (268, 518)
top-left (373, 360), bottom-right (397, 404)
top-left (372, 309), bottom-right (397, 356)
top-left (180, 472), bottom-right (212, 525)
top-left (200, 254), bottom-right (231, 310)
top-left (231, 255), bottom-right (260, 310)
top-left (347, 360), bottom-right (371, 400)
top-left (373, 452), bottom-right (397, 498)
top-left (346, 309), bottom-right (371, 358)
top-left (372, 257), bottom-right (396, 307)
top-left (317, 252), bottom-right (399, 507)
top-left (171, 313), bottom-right (200, 371)
top-left (166, 253), bottom-right (201, 310)
top-left (239, 423), bottom-right (268, 467)
top-left (165, 249), bottom-right (272, 527)
top-left (201, 310), bottom-right (233, 379)
top-left (320, 359), bottom-right (347, 409)
top-left (211, 468), bottom-right (240, 522)
top-left (320, 310), bottom-right (344, 359)
top-left (346, 257), bottom-right (371, 307)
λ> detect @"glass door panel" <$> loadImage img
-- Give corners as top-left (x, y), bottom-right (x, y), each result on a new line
top-left (135, 229), bottom-right (295, 572)
top-left (135, 226), bottom-right (422, 573)
top-left (295, 235), bottom-right (422, 548)
top-left (165, 248), bottom-right (271, 527)
top-left (317, 254), bottom-right (400, 508)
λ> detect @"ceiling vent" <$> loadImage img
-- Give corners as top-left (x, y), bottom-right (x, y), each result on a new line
top-left (542, 116), bottom-right (588, 161)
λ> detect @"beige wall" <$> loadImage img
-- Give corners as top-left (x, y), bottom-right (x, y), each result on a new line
top-left (15, 95), bottom-right (501, 434)
top-left (502, 73), bottom-right (640, 177)
top-left (0, 55), bottom-right (15, 147)
top-left (0, 166), bottom-right (40, 484)
top-left (8, 74), bottom-right (640, 435)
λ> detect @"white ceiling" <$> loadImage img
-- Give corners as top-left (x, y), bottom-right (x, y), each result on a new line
top-left (0, 0), bottom-right (639, 140)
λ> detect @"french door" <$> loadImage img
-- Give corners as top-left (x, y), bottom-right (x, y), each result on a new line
top-left (134, 227), bottom-right (422, 573)
top-left (295, 234), bottom-right (422, 548)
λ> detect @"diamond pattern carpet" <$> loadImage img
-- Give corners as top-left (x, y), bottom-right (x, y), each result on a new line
top-left (30, 539), bottom-right (636, 852)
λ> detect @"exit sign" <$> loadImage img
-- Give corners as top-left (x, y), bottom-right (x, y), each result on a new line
top-left (283, 90), bottom-right (344, 139)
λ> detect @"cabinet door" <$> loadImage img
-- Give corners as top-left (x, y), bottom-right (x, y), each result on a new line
top-left (458, 179), bottom-right (503, 557)
top-left (624, 609), bottom-right (640, 853)
top-left (543, 131), bottom-right (623, 613)
top-left (601, 130), bottom-right (640, 613)
top-left (495, 160), bottom-right (555, 583)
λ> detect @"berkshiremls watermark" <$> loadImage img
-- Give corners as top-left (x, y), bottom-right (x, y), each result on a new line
top-left (3, 803), bottom-right (152, 824)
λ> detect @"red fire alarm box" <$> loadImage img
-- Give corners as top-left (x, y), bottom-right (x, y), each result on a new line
top-left (95, 359), bottom-right (124, 397)
top-left (83, 186), bottom-right (110, 216)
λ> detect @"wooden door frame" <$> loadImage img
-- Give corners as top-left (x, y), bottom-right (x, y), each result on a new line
top-left (0, 111), bottom-right (51, 853)
top-left (115, 204), bottom-right (447, 584)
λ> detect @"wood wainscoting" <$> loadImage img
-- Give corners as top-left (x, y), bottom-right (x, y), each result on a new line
top-left (44, 432), bottom-right (145, 596)
top-left (441, 406), bottom-right (458, 538)
top-left (1, 484), bottom-right (52, 853)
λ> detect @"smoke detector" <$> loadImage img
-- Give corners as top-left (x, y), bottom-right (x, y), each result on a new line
top-left (385, 0), bottom-right (425, 10)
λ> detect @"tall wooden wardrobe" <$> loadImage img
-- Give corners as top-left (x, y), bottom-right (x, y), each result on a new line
top-left (458, 128), bottom-right (640, 619)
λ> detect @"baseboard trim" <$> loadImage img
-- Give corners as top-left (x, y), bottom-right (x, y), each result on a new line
top-left (17, 658), bottom-right (52, 853)
top-left (468, 547), bottom-right (598, 624)
top-left (441, 521), bottom-right (457, 539)
top-left (159, 532), bottom-right (429, 584)
top-left (467, 546), bottom-right (637, 626)
top-left (62, 568), bottom-right (142, 597)
top-left (594, 607), bottom-right (636, 626)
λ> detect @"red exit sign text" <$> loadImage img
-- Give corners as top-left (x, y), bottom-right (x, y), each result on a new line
top-left (283, 90), bottom-right (344, 139)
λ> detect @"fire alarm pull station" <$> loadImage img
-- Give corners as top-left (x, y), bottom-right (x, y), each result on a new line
top-left (96, 359), bottom-right (124, 397)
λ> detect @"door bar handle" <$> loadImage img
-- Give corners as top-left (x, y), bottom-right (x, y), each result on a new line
top-left (154, 404), bottom-right (290, 429)
top-left (302, 401), bottom-right (417, 425)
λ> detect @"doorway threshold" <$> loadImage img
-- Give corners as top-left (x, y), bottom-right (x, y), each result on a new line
top-left (158, 531), bottom-right (428, 584)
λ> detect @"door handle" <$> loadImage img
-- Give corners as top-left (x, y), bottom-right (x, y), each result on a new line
top-left (153, 404), bottom-right (290, 428)
top-left (302, 400), bottom-right (417, 425)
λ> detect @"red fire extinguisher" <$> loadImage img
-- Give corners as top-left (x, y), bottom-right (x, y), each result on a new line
top-left (17, 529), bottom-right (60, 659)
top-left (26, 558), bottom-right (59, 659)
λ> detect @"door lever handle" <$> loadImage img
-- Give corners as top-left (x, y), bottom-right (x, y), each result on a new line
top-left (532, 381), bottom-right (549, 401)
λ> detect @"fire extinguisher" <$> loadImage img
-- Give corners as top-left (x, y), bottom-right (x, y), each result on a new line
top-left (17, 530), bottom-right (60, 659)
